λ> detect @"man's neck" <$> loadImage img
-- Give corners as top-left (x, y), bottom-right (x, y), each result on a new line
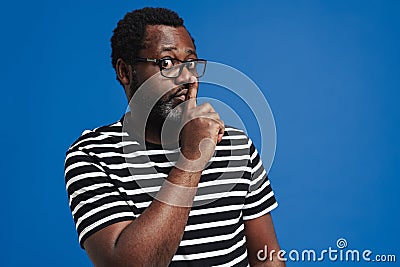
top-left (128, 112), bottom-right (181, 147)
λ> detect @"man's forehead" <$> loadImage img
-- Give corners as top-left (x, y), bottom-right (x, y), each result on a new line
top-left (159, 45), bottom-right (196, 55)
top-left (141, 25), bottom-right (196, 55)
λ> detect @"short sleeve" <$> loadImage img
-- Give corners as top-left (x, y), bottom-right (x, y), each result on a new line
top-left (64, 148), bottom-right (136, 248)
top-left (242, 140), bottom-right (278, 220)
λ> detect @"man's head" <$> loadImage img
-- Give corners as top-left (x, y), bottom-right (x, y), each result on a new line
top-left (111, 7), bottom-right (200, 124)
top-left (111, 8), bottom-right (196, 93)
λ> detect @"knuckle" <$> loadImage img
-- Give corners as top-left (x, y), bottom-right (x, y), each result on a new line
top-left (204, 102), bottom-right (212, 109)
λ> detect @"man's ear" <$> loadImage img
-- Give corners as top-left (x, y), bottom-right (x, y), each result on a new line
top-left (116, 58), bottom-right (131, 86)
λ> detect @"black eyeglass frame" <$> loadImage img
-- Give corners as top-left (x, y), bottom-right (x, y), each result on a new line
top-left (131, 58), bottom-right (207, 78)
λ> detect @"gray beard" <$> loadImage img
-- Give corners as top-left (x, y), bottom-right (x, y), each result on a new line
top-left (154, 98), bottom-right (183, 122)
top-left (132, 87), bottom-right (182, 124)
top-left (146, 97), bottom-right (183, 144)
top-left (129, 78), bottom-right (183, 133)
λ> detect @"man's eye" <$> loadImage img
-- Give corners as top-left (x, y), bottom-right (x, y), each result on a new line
top-left (161, 59), bottom-right (174, 69)
top-left (186, 61), bottom-right (197, 69)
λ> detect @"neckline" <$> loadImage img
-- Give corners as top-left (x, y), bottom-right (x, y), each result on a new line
top-left (120, 112), bottom-right (181, 151)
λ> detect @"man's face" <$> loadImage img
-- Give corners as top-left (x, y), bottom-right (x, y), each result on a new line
top-left (131, 25), bottom-right (198, 123)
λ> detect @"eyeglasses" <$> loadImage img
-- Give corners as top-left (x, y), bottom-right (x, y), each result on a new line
top-left (132, 58), bottom-right (207, 78)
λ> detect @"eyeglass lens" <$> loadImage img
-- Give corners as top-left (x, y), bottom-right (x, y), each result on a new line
top-left (161, 61), bottom-right (205, 78)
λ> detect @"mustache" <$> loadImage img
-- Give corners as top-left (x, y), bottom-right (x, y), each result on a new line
top-left (168, 83), bottom-right (190, 101)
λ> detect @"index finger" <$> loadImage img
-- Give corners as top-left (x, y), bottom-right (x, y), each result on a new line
top-left (185, 84), bottom-right (197, 109)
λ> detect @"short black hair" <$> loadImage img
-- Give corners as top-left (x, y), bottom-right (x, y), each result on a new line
top-left (111, 7), bottom-right (193, 74)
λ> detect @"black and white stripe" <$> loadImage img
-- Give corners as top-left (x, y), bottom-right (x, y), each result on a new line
top-left (64, 116), bottom-right (277, 266)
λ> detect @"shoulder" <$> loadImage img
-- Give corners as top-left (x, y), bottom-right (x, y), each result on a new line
top-left (218, 126), bottom-right (260, 162)
top-left (222, 126), bottom-right (250, 142)
top-left (220, 125), bottom-right (254, 147)
top-left (66, 119), bottom-right (124, 155)
top-left (214, 126), bottom-right (256, 160)
top-left (223, 125), bottom-right (247, 137)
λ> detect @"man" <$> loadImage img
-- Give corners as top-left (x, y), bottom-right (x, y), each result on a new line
top-left (65, 7), bottom-right (285, 267)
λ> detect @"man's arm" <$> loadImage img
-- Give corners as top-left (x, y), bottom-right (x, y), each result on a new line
top-left (84, 167), bottom-right (200, 267)
top-left (244, 213), bottom-right (286, 267)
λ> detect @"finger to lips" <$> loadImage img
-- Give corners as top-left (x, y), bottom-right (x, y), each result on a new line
top-left (185, 85), bottom-right (197, 110)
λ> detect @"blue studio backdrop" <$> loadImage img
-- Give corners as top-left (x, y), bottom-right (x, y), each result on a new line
top-left (1, 1), bottom-right (399, 266)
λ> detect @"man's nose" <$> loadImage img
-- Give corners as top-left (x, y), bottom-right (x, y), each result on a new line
top-left (174, 64), bottom-right (196, 85)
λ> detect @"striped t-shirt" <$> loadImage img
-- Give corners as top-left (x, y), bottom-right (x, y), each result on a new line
top-left (64, 114), bottom-right (278, 266)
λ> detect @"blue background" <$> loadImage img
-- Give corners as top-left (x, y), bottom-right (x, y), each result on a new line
top-left (1, 0), bottom-right (398, 266)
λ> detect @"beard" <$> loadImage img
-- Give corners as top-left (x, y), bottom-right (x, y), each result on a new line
top-left (151, 96), bottom-right (183, 122)
top-left (129, 80), bottom-right (184, 128)
top-left (145, 93), bottom-right (184, 145)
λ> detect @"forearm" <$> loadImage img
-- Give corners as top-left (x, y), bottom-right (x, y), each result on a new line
top-left (113, 202), bottom-right (189, 266)
top-left (108, 167), bottom-right (201, 267)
